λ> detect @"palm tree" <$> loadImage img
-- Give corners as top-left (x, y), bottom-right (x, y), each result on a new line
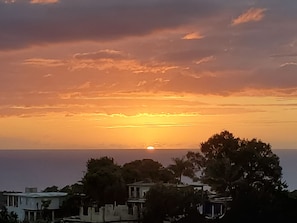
top-left (168, 157), bottom-right (195, 183)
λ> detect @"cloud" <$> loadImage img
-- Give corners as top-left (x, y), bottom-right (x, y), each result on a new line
top-left (271, 53), bottom-right (297, 58)
top-left (23, 58), bottom-right (65, 67)
top-left (182, 32), bottom-right (204, 40)
top-left (2, 0), bottom-right (15, 3)
top-left (232, 8), bottom-right (266, 26)
top-left (194, 56), bottom-right (215, 65)
top-left (70, 49), bottom-right (179, 74)
top-left (73, 50), bottom-right (126, 60)
top-left (30, 0), bottom-right (58, 4)
top-left (280, 62), bottom-right (297, 68)
top-left (0, 0), bottom-right (217, 50)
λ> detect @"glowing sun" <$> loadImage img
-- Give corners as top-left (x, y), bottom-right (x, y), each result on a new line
top-left (146, 146), bottom-right (155, 150)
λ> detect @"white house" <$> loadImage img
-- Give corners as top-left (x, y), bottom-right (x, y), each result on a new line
top-left (77, 203), bottom-right (139, 223)
top-left (5, 189), bottom-right (67, 222)
top-left (72, 182), bottom-right (155, 223)
top-left (72, 182), bottom-right (230, 223)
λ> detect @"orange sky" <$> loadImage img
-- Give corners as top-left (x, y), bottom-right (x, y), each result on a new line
top-left (0, 0), bottom-right (297, 149)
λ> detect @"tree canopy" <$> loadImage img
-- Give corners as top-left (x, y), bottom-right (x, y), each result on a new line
top-left (122, 159), bottom-right (174, 183)
top-left (144, 184), bottom-right (205, 223)
top-left (82, 156), bottom-right (126, 205)
top-left (168, 157), bottom-right (196, 183)
top-left (185, 130), bottom-right (289, 222)
top-left (196, 131), bottom-right (285, 197)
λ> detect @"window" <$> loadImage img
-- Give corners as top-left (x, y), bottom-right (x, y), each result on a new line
top-left (14, 196), bottom-right (18, 207)
top-left (130, 187), bottom-right (135, 198)
top-left (8, 196), bottom-right (13, 206)
top-left (128, 204), bottom-right (133, 215)
top-left (83, 206), bottom-right (88, 216)
top-left (94, 205), bottom-right (99, 213)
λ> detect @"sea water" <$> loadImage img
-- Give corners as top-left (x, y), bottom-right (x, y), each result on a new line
top-left (0, 149), bottom-right (296, 192)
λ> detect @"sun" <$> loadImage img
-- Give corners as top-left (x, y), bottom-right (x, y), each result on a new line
top-left (146, 146), bottom-right (155, 150)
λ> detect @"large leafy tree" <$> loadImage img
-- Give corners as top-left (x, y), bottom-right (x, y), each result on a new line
top-left (198, 131), bottom-right (284, 197)
top-left (187, 131), bottom-right (286, 221)
top-left (122, 159), bottom-right (174, 183)
top-left (59, 183), bottom-right (84, 217)
top-left (144, 184), bottom-right (204, 223)
top-left (82, 157), bottom-right (126, 205)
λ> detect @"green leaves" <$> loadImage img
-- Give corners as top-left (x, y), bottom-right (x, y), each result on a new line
top-left (144, 184), bottom-right (204, 223)
top-left (197, 131), bottom-right (285, 197)
top-left (82, 156), bottom-right (126, 205)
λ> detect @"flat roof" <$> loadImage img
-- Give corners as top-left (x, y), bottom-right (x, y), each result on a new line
top-left (4, 192), bottom-right (67, 198)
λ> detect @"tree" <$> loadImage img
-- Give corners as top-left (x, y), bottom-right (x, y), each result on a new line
top-left (43, 185), bottom-right (59, 192)
top-left (60, 183), bottom-right (84, 195)
top-left (168, 157), bottom-right (195, 183)
top-left (82, 157), bottom-right (126, 205)
top-left (122, 159), bottom-right (174, 183)
top-left (41, 199), bottom-right (52, 221)
top-left (199, 131), bottom-right (284, 197)
top-left (59, 183), bottom-right (84, 217)
top-left (144, 184), bottom-right (205, 223)
top-left (187, 131), bottom-right (286, 221)
top-left (0, 206), bottom-right (17, 223)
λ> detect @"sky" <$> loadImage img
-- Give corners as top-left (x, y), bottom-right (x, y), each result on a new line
top-left (0, 0), bottom-right (297, 150)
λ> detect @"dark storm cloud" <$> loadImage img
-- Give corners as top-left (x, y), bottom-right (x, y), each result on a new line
top-left (0, 0), bottom-right (218, 50)
top-left (250, 64), bottom-right (297, 89)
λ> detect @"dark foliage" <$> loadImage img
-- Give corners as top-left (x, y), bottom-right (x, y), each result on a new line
top-left (82, 157), bottom-right (127, 205)
top-left (0, 206), bottom-right (17, 223)
top-left (122, 159), bottom-right (174, 183)
top-left (144, 184), bottom-right (205, 223)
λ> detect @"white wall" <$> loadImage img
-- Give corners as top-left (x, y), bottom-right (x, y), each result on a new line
top-left (80, 204), bottom-right (139, 223)
top-left (6, 194), bottom-right (66, 221)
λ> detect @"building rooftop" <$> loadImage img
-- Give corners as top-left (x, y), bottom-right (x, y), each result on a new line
top-left (4, 192), bottom-right (67, 198)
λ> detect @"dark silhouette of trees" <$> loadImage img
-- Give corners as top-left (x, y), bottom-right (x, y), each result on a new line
top-left (198, 131), bottom-right (285, 198)
top-left (143, 184), bottom-right (205, 223)
top-left (56, 131), bottom-right (297, 222)
top-left (59, 183), bottom-right (84, 217)
top-left (0, 206), bottom-right (17, 223)
top-left (82, 157), bottom-right (126, 205)
top-left (43, 185), bottom-right (59, 192)
top-left (186, 130), bottom-right (289, 222)
top-left (122, 159), bottom-right (174, 183)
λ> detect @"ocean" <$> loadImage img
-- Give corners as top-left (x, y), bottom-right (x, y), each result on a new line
top-left (0, 149), bottom-right (296, 192)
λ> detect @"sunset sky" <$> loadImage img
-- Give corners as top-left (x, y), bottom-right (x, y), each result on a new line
top-left (1, 0), bottom-right (297, 149)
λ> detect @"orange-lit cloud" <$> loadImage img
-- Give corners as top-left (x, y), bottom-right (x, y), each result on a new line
top-left (182, 32), bottom-right (204, 40)
top-left (1, 0), bottom-right (297, 149)
top-left (232, 8), bottom-right (266, 26)
top-left (23, 58), bottom-right (66, 67)
top-left (30, 0), bottom-right (58, 4)
top-left (194, 56), bottom-right (215, 65)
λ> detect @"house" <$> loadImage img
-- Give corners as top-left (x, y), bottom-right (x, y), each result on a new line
top-left (74, 182), bottom-right (230, 222)
top-left (126, 181), bottom-right (155, 217)
top-left (77, 203), bottom-right (139, 223)
top-left (4, 188), bottom-right (67, 222)
top-left (71, 182), bottom-right (155, 223)
top-left (127, 181), bottom-right (231, 220)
